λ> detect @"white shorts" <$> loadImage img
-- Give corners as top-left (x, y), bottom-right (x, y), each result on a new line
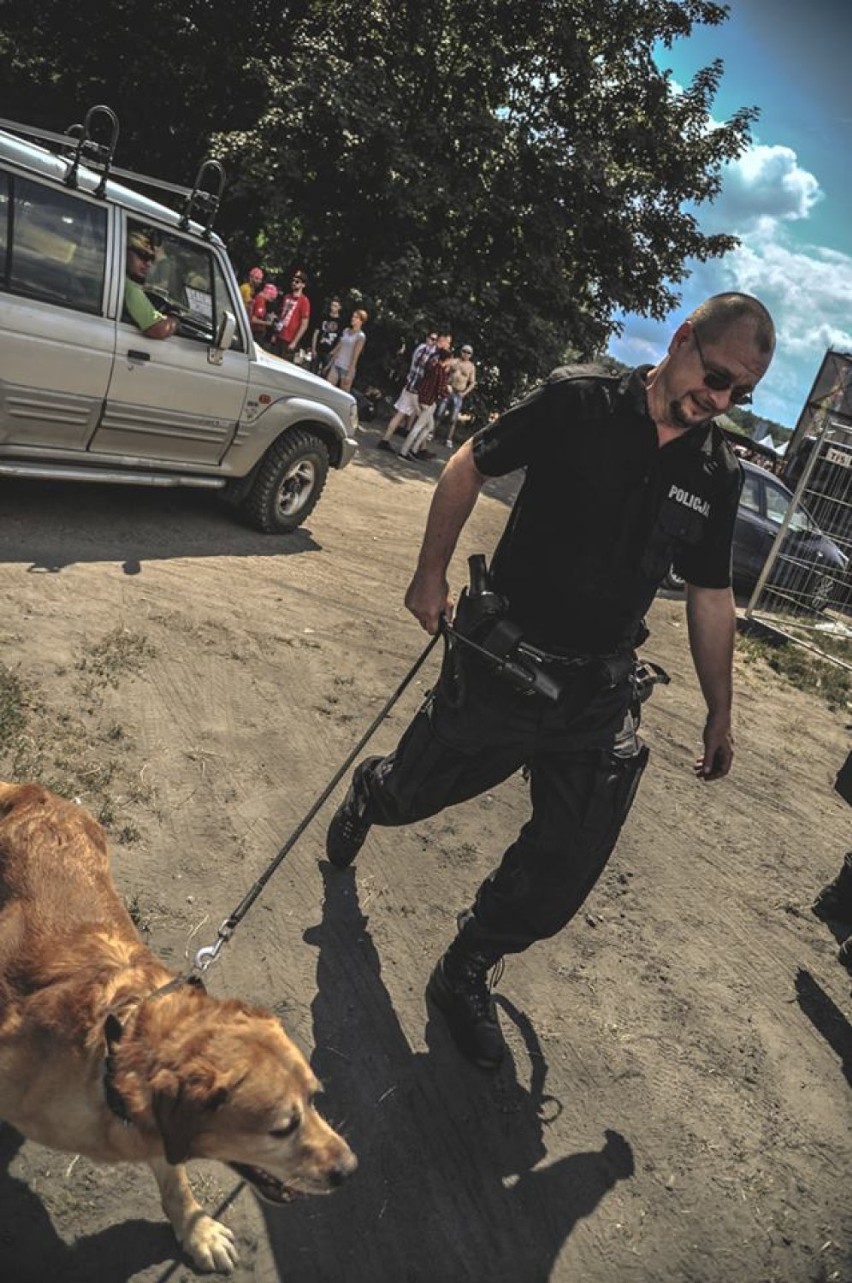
top-left (393, 388), bottom-right (420, 416)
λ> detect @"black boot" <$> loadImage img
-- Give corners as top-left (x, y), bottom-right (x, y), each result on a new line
top-left (426, 937), bottom-right (506, 1071)
top-left (326, 756), bottom-right (382, 869)
top-left (812, 852), bottom-right (852, 926)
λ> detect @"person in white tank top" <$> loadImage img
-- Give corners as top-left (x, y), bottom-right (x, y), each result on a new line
top-left (326, 309), bottom-right (367, 392)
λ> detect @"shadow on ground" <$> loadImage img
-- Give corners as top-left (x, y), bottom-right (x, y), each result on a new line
top-left (795, 967), bottom-right (852, 1089)
top-left (0, 478), bottom-right (320, 571)
top-left (259, 862), bottom-right (635, 1283)
top-left (0, 1126), bottom-right (186, 1283)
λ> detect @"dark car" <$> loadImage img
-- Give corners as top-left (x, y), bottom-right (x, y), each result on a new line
top-left (664, 460), bottom-right (848, 611)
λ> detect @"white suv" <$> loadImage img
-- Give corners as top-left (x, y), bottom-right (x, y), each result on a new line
top-left (0, 106), bottom-right (358, 533)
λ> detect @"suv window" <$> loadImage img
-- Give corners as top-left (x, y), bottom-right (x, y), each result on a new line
top-left (125, 221), bottom-right (244, 351)
top-left (4, 175), bottom-right (107, 313)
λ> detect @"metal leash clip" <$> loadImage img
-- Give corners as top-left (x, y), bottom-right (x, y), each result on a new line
top-left (633, 659), bottom-right (670, 703)
top-left (193, 918), bottom-right (235, 973)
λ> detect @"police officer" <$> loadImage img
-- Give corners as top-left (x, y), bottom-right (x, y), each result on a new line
top-left (326, 293), bottom-right (776, 1070)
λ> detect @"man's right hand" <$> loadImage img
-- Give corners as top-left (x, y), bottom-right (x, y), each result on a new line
top-left (405, 568), bottom-right (452, 634)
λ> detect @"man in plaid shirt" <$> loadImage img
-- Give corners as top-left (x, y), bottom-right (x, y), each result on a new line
top-left (377, 329), bottom-right (449, 451)
top-left (399, 347), bottom-right (454, 459)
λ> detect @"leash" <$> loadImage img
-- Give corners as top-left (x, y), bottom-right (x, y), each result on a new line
top-left (189, 628), bottom-right (441, 976)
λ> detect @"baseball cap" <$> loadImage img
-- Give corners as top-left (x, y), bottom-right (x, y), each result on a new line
top-left (461, 345), bottom-right (473, 355)
top-left (128, 230), bottom-right (156, 257)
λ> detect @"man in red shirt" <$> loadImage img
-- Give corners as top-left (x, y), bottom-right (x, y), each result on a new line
top-left (271, 268), bottom-right (311, 359)
top-left (249, 283), bottom-right (278, 350)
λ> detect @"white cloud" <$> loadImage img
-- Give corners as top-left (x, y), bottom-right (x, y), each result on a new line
top-left (668, 81), bottom-right (825, 231)
top-left (705, 143), bottom-right (823, 233)
top-left (612, 231), bottom-right (852, 427)
top-left (720, 237), bottom-right (852, 411)
top-left (612, 137), bottom-right (850, 427)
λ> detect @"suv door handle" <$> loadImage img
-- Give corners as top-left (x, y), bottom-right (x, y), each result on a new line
top-left (127, 350), bottom-right (151, 362)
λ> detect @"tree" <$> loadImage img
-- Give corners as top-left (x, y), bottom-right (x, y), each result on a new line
top-left (213, 0), bottom-right (756, 403)
top-left (0, 0), bottom-right (284, 181)
top-left (2, 0), bottom-right (757, 407)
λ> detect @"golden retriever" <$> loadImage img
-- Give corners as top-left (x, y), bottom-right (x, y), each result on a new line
top-left (0, 781), bottom-right (356, 1273)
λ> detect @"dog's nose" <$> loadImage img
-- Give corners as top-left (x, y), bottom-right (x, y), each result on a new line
top-left (328, 1154), bottom-right (357, 1186)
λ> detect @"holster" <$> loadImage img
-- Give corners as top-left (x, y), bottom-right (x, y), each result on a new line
top-left (442, 557), bottom-right (561, 706)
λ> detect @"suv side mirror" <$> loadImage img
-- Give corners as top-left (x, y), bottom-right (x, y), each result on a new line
top-left (210, 309), bottom-right (237, 365)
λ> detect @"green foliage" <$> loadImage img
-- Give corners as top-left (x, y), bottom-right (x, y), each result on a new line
top-left (0, 0), bottom-right (278, 181)
top-left (728, 406), bottom-right (793, 438)
top-left (2, 0), bottom-right (756, 406)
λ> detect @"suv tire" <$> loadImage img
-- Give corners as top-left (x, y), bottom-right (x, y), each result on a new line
top-left (242, 429), bottom-right (330, 534)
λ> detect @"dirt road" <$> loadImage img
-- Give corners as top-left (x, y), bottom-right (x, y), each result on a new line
top-left (0, 429), bottom-right (850, 1283)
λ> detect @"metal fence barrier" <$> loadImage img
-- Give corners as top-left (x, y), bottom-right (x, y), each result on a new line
top-left (745, 420), bottom-right (852, 671)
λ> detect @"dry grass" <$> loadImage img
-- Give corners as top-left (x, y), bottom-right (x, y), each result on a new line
top-left (737, 628), bottom-right (852, 712)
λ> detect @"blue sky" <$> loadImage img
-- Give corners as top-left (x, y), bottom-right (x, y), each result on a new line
top-left (609, 0), bottom-right (852, 431)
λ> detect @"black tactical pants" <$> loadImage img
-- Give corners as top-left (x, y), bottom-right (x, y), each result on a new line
top-left (360, 654), bottom-right (649, 958)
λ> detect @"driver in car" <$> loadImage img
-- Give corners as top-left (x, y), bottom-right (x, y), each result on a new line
top-left (124, 229), bottom-right (178, 339)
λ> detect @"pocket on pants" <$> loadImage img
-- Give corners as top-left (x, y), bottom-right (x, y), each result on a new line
top-left (428, 665), bottom-right (531, 757)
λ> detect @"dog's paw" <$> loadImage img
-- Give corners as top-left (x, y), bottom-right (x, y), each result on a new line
top-left (184, 1214), bottom-right (239, 1274)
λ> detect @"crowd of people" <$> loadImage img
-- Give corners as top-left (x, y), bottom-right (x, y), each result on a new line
top-left (240, 265), bottom-right (315, 361)
top-left (240, 267), bottom-right (478, 451)
top-left (240, 265), bottom-right (378, 393)
top-left (729, 438), bottom-right (785, 477)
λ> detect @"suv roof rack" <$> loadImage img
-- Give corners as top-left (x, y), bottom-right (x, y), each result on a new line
top-left (0, 104), bottom-right (226, 237)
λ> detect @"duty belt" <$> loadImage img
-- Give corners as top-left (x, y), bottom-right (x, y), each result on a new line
top-left (515, 641), bottom-right (594, 670)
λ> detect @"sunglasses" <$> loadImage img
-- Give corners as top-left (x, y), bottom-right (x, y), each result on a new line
top-left (692, 330), bottom-right (753, 406)
top-left (292, 276), bottom-right (306, 285)
top-left (131, 248), bottom-right (155, 264)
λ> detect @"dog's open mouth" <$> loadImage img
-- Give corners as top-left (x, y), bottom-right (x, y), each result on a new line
top-left (228, 1162), bottom-right (305, 1204)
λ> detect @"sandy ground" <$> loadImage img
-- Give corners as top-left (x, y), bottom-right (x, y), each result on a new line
top-left (0, 425), bottom-right (850, 1283)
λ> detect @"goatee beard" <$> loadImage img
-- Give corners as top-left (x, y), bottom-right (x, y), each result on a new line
top-left (670, 397), bottom-right (711, 430)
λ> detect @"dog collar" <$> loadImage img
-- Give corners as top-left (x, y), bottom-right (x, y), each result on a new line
top-left (103, 1012), bottom-right (133, 1125)
top-left (102, 975), bottom-right (206, 1126)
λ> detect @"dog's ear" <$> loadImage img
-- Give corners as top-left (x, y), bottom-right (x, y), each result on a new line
top-left (151, 1070), bottom-right (229, 1166)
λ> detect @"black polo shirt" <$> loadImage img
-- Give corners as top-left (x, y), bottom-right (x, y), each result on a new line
top-left (472, 365), bottom-right (742, 656)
